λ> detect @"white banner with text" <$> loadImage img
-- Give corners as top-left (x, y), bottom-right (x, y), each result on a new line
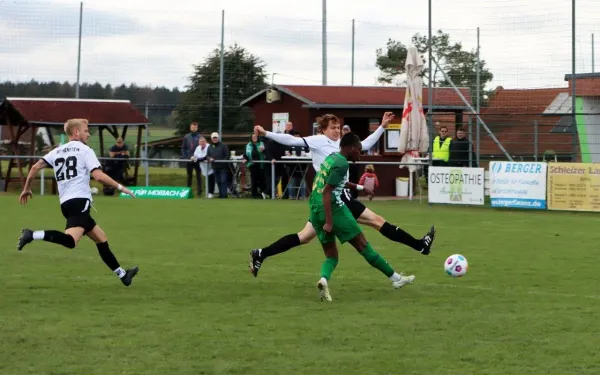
top-left (428, 167), bottom-right (485, 205)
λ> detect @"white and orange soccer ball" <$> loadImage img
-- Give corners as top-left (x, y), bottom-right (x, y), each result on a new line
top-left (444, 254), bottom-right (468, 277)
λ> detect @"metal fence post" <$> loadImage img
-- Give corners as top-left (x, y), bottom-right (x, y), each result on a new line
top-left (205, 162), bottom-right (209, 198)
top-left (40, 169), bottom-right (45, 196)
top-left (271, 161), bottom-right (275, 200)
top-left (468, 115), bottom-right (473, 167)
top-left (534, 121), bottom-right (539, 162)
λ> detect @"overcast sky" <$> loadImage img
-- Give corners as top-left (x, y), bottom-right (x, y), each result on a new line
top-left (1, 0), bottom-right (599, 93)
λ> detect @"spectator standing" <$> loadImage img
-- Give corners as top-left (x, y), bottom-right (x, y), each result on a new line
top-left (288, 132), bottom-right (308, 199)
top-left (359, 164), bottom-right (379, 200)
top-left (243, 133), bottom-right (268, 199)
top-left (267, 121), bottom-right (293, 198)
top-left (207, 132), bottom-right (230, 198)
top-left (432, 125), bottom-right (452, 166)
top-left (449, 127), bottom-right (477, 167)
top-left (192, 137), bottom-right (214, 198)
top-left (181, 122), bottom-right (202, 197)
top-left (107, 137), bottom-right (129, 184)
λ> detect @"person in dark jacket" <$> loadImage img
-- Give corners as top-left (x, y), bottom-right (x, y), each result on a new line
top-left (449, 127), bottom-right (477, 167)
top-left (288, 131), bottom-right (309, 199)
top-left (207, 132), bottom-right (230, 198)
top-left (181, 122), bottom-right (202, 196)
top-left (268, 122), bottom-right (293, 198)
top-left (243, 133), bottom-right (269, 198)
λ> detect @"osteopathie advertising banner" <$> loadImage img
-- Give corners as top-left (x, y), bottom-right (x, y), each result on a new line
top-left (428, 167), bottom-right (485, 205)
top-left (489, 161), bottom-right (547, 209)
top-left (547, 163), bottom-right (600, 212)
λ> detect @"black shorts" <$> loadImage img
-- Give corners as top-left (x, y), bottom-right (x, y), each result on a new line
top-left (341, 188), bottom-right (366, 219)
top-left (60, 198), bottom-right (97, 234)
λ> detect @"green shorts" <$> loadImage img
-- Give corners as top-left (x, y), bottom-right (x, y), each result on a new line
top-left (309, 204), bottom-right (362, 245)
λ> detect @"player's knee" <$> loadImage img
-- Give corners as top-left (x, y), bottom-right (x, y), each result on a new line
top-left (369, 214), bottom-right (385, 229)
top-left (297, 229), bottom-right (315, 244)
top-left (351, 234), bottom-right (368, 252)
top-left (324, 245), bottom-right (338, 259)
top-left (358, 236), bottom-right (368, 251)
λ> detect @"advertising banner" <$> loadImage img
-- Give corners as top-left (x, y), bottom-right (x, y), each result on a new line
top-left (120, 186), bottom-right (192, 199)
top-left (547, 163), bottom-right (600, 212)
top-left (428, 167), bottom-right (485, 205)
top-left (489, 162), bottom-right (547, 209)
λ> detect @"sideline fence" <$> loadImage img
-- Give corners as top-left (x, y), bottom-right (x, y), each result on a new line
top-left (0, 155), bottom-right (429, 201)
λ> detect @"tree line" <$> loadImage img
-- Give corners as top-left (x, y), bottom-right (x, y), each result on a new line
top-left (1, 30), bottom-right (494, 136)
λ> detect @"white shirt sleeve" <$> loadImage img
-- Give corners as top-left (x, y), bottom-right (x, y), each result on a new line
top-left (84, 147), bottom-right (102, 172)
top-left (264, 131), bottom-right (305, 147)
top-left (360, 125), bottom-right (385, 151)
top-left (42, 148), bottom-right (58, 168)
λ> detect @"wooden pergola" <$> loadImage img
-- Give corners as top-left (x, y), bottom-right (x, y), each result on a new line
top-left (0, 97), bottom-right (150, 192)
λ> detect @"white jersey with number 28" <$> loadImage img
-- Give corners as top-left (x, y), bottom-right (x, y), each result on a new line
top-left (42, 140), bottom-right (102, 204)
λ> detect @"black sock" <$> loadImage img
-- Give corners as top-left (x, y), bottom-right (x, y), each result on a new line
top-left (260, 234), bottom-right (301, 260)
top-left (96, 242), bottom-right (121, 271)
top-left (379, 222), bottom-right (422, 251)
top-left (43, 230), bottom-right (75, 249)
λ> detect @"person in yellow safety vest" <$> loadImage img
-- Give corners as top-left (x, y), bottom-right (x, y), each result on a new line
top-left (432, 125), bottom-right (452, 165)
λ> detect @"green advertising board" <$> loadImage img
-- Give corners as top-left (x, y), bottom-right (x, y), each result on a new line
top-left (120, 186), bottom-right (192, 199)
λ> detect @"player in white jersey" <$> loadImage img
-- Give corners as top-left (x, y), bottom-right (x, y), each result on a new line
top-left (249, 112), bottom-right (436, 277)
top-left (16, 118), bottom-right (140, 287)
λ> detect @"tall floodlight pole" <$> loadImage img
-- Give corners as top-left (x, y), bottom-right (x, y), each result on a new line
top-left (427, 0), bottom-right (433, 168)
top-left (218, 10), bottom-right (225, 138)
top-left (75, 2), bottom-right (83, 98)
top-left (351, 19), bottom-right (355, 85)
top-left (571, 0), bottom-right (577, 162)
top-left (322, 0), bottom-right (327, 85)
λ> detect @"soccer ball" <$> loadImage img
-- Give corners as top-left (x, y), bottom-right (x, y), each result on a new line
top-left (444, 254), bottom-right (468, 277)
top-left (90, 187), bottom-right (99, 195)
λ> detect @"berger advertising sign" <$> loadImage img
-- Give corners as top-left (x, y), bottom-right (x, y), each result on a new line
top-left (547, 163), bottom-right (600, 212)
top-left (428, 167), bottom-right (485, 205)
top-left (489, 161), bottom-right (547, 209)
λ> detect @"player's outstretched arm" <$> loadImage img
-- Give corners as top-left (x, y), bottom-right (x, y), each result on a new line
top-left (19, 159), bottom-right (47, 204)
top-left (91, 169), bottom-right (135, 198)
top-left (360, 112), bottom-right (395, 151)
top-left (254, 125), bottom-right (305, 147)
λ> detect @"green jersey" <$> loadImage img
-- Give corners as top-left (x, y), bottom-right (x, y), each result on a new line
top-left (309, 153), bottom-right (349, 211)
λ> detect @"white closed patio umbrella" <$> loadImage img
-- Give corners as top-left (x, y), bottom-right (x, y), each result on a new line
top-left (398, 46), bottom-right (429, 172)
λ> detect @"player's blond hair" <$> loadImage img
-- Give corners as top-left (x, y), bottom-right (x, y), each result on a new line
top-left (64, 118), bottom-right (88, 136)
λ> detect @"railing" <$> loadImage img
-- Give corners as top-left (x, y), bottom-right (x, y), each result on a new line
top-left (0, 155), bottom-right (430, 200)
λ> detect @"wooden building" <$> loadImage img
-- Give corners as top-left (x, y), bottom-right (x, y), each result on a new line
top-left (240, 84), bottom-right (471, 196)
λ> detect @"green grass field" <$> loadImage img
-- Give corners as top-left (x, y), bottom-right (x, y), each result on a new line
top-left (1, 197), bottom-right (599, 375)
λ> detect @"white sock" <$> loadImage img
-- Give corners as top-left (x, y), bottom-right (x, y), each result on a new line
top-left (319, 277), bottom-right (328, 285)
top-left (33, 231), bottom-right (45, 240)
top-left (389, 272), bottom-right (401, 282)
top-left (114, 267), bottom-right (126, 278)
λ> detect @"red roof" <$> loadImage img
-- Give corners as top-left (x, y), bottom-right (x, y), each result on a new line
top-left (3, 98), bottom-right (149, 126)
top-left (242, 84), bottom-right (471, 107)
top-left (477, 87), bottom-right (573, 156)
top-left (483, 87), bottom-right (569, 113)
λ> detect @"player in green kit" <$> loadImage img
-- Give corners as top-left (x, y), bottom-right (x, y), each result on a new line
top-left (309, 132), bottom-right (415, 302)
